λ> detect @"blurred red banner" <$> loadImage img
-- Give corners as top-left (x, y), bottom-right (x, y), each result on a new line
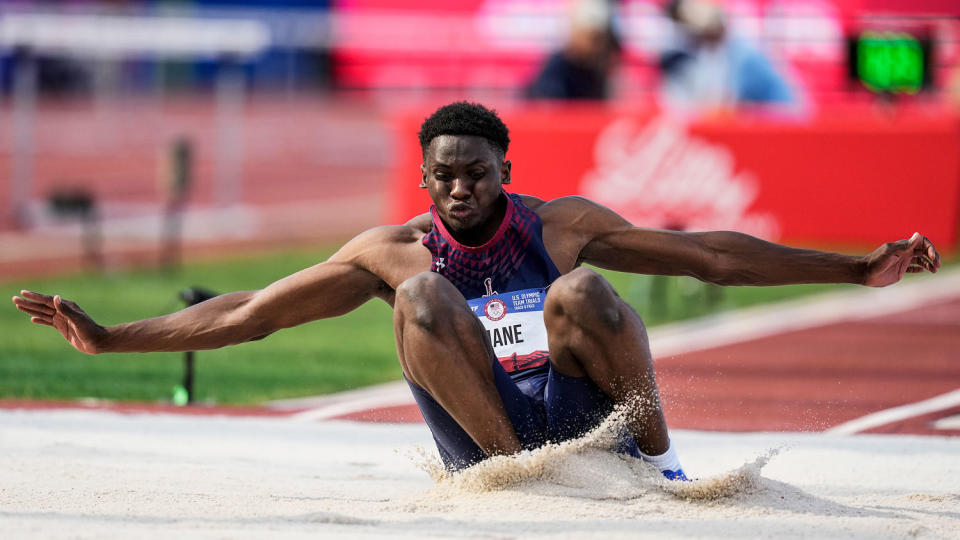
top-left (389, 105), bottom-right (960, 253)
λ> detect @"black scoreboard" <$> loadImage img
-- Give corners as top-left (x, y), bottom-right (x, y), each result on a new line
top-left (848, 31), bottom-right (933, 95)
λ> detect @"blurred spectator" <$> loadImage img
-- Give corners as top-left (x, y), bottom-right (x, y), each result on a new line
top-left (659, 0), bottom-right (798, 113)
top-left (526, 0), bottom-right (621, 100)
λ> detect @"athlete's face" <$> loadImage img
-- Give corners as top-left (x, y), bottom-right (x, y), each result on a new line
top-left (421, 135), bottom-right (511, 245)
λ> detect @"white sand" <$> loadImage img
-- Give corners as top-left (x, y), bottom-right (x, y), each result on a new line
top-left (1, 408), bottom-right (958, 539)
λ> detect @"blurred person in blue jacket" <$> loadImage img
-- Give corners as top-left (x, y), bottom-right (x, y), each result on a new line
top-left (659, 0), bottom-right (799, 112)
top-left (526, 0), bottom-right (621, 100)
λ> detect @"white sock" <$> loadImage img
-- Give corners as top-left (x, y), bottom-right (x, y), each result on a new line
top-left (638, 440), bottom-right (682, 473)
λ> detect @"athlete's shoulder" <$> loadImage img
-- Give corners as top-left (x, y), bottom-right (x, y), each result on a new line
top-left (329, 222), bottom-right (432, 286)
top-left (357, 223), bottom-right (424, 244)
top-left (331, 223), bottom-right (424, 262)
top-left (528, 195), bottom-right (607, 220)
top-left (404, 212), bottom-right (434, 235)
top-left (516, 194), bottom-right (546, 210)
top-left (532, 196), bottom-right (630, 249)
top-left (517, 193), bottom-right (594, 216)
top-left (513, 193), bottom-right (597, 209)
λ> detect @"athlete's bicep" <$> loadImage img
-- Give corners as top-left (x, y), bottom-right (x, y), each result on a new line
top-left (573, 200), bottom-right (714, 277)
top-left (243, 260), bottom-right (384, 331)
top-left (241, 230), bottom-right (395, 331)
top-left (584, 228), bottom-right (714, 277)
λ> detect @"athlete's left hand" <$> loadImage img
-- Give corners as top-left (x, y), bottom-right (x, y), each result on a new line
top-left (863, 233), bottom-right (941, 287)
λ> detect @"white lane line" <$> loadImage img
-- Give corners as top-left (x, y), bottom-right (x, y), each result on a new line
top-left (825, 388), bottom-right (960, 435)
top-left (649, 268), bottom-right (960, 359)
top-left (933, 415), bottom-right (960, 430)
top-left (284, 381), bottom-right (413, 422)
top-left (288, 394), bottom-right (415, 422)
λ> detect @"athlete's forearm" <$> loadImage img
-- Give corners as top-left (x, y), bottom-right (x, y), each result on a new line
top-left (97, 257), bottom-right (388, 353)
top-left (698, 231), bottom-right (867, 286)
top-left (99, 291), bottom-right (264, 353)
top-left (586, 226), bottom-right (867, 285)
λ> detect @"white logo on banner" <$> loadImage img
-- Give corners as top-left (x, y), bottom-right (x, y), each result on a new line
top-left (580, 118), bottom-right (780, 239)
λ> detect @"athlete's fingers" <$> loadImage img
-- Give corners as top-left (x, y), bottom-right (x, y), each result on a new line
top-left (12, 293), bottom-right (53, 308)
top-left (12, 297), bottom-right (54, 315)
top-left (922, 237), bottom-right (941, 269)
top-left (13, 295), bottom-right (56, 312)
top-left (53, 295), bottom-right (70, 315)
top-left (54, 296), bottom-right (86, 323)
top-left (910, 255), bottom-right (932, 272)
top-left (909, 233), bottom-right (941, 269)
top-left (13, 302), bottom-right (34, 316)
top-left (16, 303), bottom-right (55, 319)
top-left (906, 266), bottom-right (924, 273)
top-left (20, 290), bottom-right (54, 305)
top-left (30, 317), bottom-right (54, 327)
top-left (908, 232), bottom-right (922, 249)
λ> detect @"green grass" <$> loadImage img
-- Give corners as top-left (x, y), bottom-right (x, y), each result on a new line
top-left (3, 249), bottom-right (398, 404)
top-left (1, 247), bottom-right (871, 404)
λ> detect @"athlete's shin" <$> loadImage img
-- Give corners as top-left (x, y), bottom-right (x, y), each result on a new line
top-left (544, 268), bottom-right (670, 455)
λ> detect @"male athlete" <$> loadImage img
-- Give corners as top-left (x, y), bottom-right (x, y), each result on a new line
top-left (13, 102), bottom-right (941, 480)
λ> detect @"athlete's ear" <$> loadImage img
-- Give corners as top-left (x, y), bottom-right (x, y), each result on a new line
top-left (419, 163), bottom-right (427, 188)
top-left (501, 160), bottom-right (511, 185)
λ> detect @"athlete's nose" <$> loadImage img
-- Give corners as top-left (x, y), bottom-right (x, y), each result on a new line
top-left (450, 178), bottom-right (471, 200)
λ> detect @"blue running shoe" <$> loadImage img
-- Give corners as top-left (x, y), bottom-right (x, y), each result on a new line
top-left (661, 469), bottom-right (690, 481)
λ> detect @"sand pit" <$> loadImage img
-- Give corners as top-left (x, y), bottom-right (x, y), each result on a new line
top-left (1, 408), bottom-right (958, 539)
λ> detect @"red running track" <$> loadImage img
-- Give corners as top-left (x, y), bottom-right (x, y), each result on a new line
top-left (654, 297), bottom-right (960, 435)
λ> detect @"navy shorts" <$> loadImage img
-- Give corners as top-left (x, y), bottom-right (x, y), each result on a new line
top-left (407, 361), bottom-right (642, 471)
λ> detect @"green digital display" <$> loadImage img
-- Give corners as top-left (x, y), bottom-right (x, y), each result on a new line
top-left (855, 31), bottom-right (927, 94)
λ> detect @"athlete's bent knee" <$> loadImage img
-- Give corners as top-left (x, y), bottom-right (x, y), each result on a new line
top-left (395, 272), bottom-right (462, 332)
top-left (545, 268), bottom-right (621, 328)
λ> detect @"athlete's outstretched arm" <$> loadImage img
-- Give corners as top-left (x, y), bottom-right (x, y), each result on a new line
top-left (11, 230), bottom-right (393, 355)
top-left (556, 197), bottom-right (940, 287)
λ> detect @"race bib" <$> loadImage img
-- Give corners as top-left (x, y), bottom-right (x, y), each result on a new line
top-left (467, 287), bottom-right (550, 374)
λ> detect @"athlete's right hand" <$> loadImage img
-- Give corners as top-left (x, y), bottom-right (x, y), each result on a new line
top-left (12, 291), bottom-right (107, 354)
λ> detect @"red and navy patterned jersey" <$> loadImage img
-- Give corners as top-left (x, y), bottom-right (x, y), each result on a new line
top-left (423, 192), bottom-right (562, 378)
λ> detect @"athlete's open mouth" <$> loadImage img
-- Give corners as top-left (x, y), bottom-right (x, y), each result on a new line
top-left (448, 204), bottom-right (473, 219)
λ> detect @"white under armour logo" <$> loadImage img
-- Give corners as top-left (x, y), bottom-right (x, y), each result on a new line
top-left (434, 258), bottom-right (446, 271)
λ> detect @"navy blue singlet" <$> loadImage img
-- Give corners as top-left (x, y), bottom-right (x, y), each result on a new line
top-left (422, 192), bottom-right (562, 380)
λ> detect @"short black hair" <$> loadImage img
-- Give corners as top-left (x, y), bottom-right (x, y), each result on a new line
top-left (418, 102), bottom-right (510, 159)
